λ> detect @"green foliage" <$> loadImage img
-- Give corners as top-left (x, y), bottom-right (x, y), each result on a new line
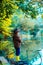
top-left (0, 0), bottom-right (41, 20)
top-left (0, 0), bottom-right (18, 19)
top-left (15, 0), bottom-right (38, 18)
top-left (0, 0), bottom-right (43, 60)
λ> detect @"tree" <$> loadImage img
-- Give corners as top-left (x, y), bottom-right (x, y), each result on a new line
top-left (0, 0), bottom-right (43, 61)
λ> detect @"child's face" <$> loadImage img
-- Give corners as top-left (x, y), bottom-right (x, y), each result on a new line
top-left (16, 31), bottom-right (19, 34)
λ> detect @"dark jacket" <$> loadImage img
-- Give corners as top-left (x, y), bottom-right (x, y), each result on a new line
top-left (13, 33), bottom-right (21, 49)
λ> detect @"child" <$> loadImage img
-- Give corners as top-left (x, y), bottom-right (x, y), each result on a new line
top-left (13, 28), bottom-right (21, 61)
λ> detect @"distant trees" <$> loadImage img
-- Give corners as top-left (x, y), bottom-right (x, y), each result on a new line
top-left (0, 0), bottom-right (43, 59)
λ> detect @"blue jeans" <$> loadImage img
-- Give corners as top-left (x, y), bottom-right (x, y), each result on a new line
top-left (16, 48), bottom-right (20, 56)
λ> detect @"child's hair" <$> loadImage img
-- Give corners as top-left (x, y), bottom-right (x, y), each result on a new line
top-left (13, 28), bottom-right (19, 34)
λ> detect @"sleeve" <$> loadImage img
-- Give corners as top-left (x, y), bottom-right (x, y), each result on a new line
top-left (15, 36), bottom-right (21, 43)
